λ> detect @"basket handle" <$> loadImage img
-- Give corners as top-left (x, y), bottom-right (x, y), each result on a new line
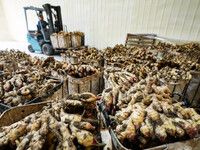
top-left (170, 92), bottom-right (190, 107)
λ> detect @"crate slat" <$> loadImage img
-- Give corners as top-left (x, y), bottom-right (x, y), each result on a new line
top-left (91, 76), bottom-right (99, 94)
top-left (45, 85), bottom-right (63, 101)
top-left (67, 72), bottom-right (104, 95)
top-left (127, 33), bottom-right (157, 37)
top-left (50, 34), bottom-right (59, 48)
top-left (125, 33), bottom-right (156, 47)
top-left (126, 43), bottom-right (150, 47)
top-left (127, 37), bottom-right (154, 41)
top-left (79, 80), bottom-right (91, 93)
top-left (58, 34), bottom-right (71, 48)
top-left (126, 40), bottom-right (154, 44)
top-left (71, 35), bottom-right (82, 47)
top-left (126, 38), bottom-right (154, 42)
top-left (62, 79), bottom-right (68, 98)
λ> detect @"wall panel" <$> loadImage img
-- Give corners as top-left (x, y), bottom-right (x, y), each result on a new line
top-left (1, 0), bottom-right (200, 49)
top-left (0, 0), bottom-right (12, 41)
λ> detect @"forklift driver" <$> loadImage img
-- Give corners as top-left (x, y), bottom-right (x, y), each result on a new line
top-left (37, 13), bottom-right (48, 33)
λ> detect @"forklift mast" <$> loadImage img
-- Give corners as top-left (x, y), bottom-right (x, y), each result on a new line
top-left (24, 3), bottom-right (64, 55)
top-left (43, 4), bottom-right (63, 34)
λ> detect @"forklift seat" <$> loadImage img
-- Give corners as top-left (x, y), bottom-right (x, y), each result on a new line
top-left (42, 28), bottom-right (50, 40)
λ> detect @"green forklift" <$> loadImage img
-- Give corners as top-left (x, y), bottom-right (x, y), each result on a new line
top-left (24, 3), bottom-right (63, 55)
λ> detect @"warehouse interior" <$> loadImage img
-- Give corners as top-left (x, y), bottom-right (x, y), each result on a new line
top-left (0, 0), bottom-right (200, 150)
top-left (1, 0), bottom-right (200, 48)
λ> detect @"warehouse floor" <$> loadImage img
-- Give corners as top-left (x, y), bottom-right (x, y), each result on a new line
top-left (0, 41), bottom-right (62, 61)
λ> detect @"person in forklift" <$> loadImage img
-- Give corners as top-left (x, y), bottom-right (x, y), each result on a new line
top-left (37, 13), bottom-right (48, 33)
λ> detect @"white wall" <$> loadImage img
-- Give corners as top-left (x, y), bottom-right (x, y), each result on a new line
top-left (0, 0), bottom-right (12, 41)
top-left (1, 0), bottom-right (200, 49)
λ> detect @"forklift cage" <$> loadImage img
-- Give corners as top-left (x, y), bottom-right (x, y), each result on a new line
top-left (23, 4), bottom-right (63, 42)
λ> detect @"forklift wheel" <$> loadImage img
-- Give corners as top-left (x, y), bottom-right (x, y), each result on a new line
top-left (42, 44), bottom-right (54, 55)
top-left (28, 45), bottom-right (35, 53)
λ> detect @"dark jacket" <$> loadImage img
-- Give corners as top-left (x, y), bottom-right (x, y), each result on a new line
top-left (37, 20), bottom-right (48, 31)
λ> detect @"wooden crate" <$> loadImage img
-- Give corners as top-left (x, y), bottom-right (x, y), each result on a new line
top-left (66, 72), bottom-right (104, 95)
top-left (159, 79), bottom-right (190, 102)
top-left (0, 101), bottom-right (111, 150)
top-left (110, 129), bottom-right (200, 150)
top-left (51, 69), bottom-right (105, 98)
top-left (58, 34), bottom-right (71, 48)
top-left (45, 84), bottom-right (63, 101)
top-left (67, 56), bottom-right (79, 64)
top-left (50, 34), bottom-right (59, 48)
top-left (71, 35), bottom-right (82, 47)
top-left (157, 67), bottom-right (200, 106)
top-left (125, 33), bottom-right (200, 105)
top-left (61, 54), bottom-right (79, 64)
top-left (61, 53), bottom-right (67, 62)
top-left (50, 70), bottom-right (68, 98)
top-left (0, 102), bottom-right (48, 126)
top-left (125, 33), bottom-right (168, 61)
top-left (61, 52), bottom-right (80, 64)
top-left (125, 33), bottom-right (156, 47)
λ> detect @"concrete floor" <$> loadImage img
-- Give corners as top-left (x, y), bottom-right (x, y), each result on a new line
top-left (0, 41), bottom-right (62, 61)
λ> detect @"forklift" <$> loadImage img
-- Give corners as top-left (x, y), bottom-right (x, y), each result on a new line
top-left (24, 4), bottom-right (63, 55)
